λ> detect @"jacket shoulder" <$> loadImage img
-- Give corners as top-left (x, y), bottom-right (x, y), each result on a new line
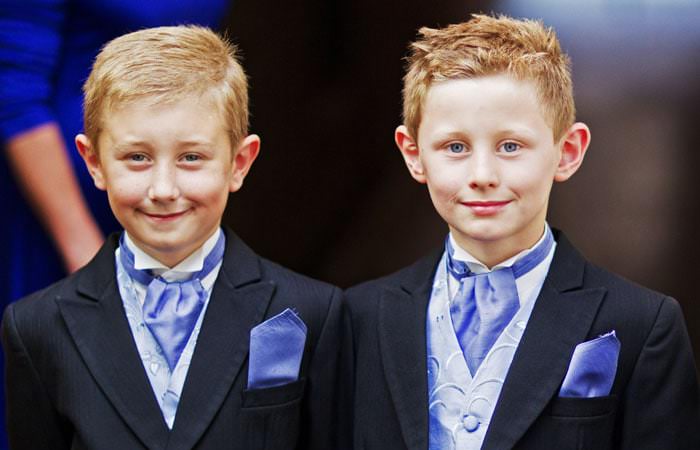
top-left (553, 230), bottom-right (671, 323)
top-left (345, 248), bottom-right (441, 308)
top-left (345, 268), bottom-right (407, 298)
top-left (583, 260), bottom-right (670, 315)
top-left (222, 228), bottom-right (339, 302)
top-left (5, 271), bottom-right (80, 321)
top-left (567, 250), bottom-right (685, 369)
top-left (1, 271), bottom-right (83, 358)
top-left (258, 256), bottom-right (340, 300)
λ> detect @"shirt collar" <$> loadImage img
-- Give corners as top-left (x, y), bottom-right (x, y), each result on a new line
top-left (449, 223), bottom-right (550, 275)
top-left (123, 229), bottom-right (222, 280)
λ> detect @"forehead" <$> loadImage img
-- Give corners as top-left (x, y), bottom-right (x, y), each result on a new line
top-left (99, 95), bottom-right (230, 148)
top-left (420, 74), bottom-right (553, 137)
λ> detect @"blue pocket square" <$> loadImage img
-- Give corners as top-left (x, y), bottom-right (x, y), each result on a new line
top-left (559, 330), bottom-right (620, 398)
top-left (248, 308), bottom-right (307, 389)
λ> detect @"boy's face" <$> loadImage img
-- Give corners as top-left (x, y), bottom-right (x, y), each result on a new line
top-left (397, 74), bottom-right (588, 264)
top-left (77, 96), bottom-right (259, 267)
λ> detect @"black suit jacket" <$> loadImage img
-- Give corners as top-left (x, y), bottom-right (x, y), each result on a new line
top-left (344, 230), bottom-right (700, 450)
top-left (2, 229), bottom-right (343, 450)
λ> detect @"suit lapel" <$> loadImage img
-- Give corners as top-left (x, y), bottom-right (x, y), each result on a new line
top-left (482, 232), bottom-right (606, 450)
top-left (56, 234), bottom-right (170, 450)
top-left (379, 250), bottom-right (441, 450)
top-left (167, 230), bottom-right (273, 450)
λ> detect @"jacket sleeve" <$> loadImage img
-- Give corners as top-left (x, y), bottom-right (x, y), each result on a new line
top-left (297, 287), bottom-right (350, 450)
top-left (2, 303), bottom-right (70, 449)
top-left (620, 297), bottom-right (700, 450)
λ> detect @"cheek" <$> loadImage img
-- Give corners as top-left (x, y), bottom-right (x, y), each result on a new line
top-left (426, 167), bottom-right (465, 202)
top-left (179, 173), bottom-right (231, 202)
top-left (508, 158), bottom-right (557, 191)
top-left (106, 176), bottom-right (147, 206)
top-left (425, 177), bottom-right (463, 219)
top-left (507, 167), bottom-right (555, 211)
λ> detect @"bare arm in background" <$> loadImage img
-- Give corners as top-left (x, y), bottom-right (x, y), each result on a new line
top-left (7, 123), bottom-right (103, 272)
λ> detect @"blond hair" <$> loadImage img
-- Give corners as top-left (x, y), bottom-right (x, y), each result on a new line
top-left (83, 25), bottom-right (248, 152)
top-left (403, 14), bottom-right (574, 141)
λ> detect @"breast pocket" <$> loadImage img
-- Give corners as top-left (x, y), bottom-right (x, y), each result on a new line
top-left (240, 378), bottom-right (306, 449)
top-left (548, 394), bottom-right (617, 418)
top-left (543, 395), bottom-right (618, 450)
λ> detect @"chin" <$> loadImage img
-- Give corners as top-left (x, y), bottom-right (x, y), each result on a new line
top-left (453, 221), bottom-right (508, 241)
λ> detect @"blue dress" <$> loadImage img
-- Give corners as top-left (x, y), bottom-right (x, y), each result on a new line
top-left (0, 0), bottom-right (228, 446)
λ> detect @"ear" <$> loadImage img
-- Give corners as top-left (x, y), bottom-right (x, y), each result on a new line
top-left (395, 125), bottom-right (426, 184)
top-left (75, 134), bottom-right (107, 190)
top-left (229, 134), bottom-right (261, 192)
top-left (554, 122), bottom-right (591, 182)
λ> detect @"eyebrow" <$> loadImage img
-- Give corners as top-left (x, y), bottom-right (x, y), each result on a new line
top-left (431, 126), bottom-right (539, 142)
top-left (495, 127), bottom-right (539, 141)
top-left (177, 139), bottom-right (215, 149)
top-left (111, 140), bottom-right (151, 155)
top-left (110, 139), bottom-right (215, 154)
top-left (429, 129), bottom-right (469, 141)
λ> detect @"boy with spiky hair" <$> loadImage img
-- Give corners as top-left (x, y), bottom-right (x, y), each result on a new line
top-left (345, 14), bottom-right (699, 450)
top-left (2, 26), bottom-right (342, 450)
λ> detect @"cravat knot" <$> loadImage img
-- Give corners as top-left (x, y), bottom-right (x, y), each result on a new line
top-left (450, 267), bottom-right (520, 375)
top-left (142, 277), bottom-right (207, 370)
top-left (447, 228), bottom-right (554, 375)
top-left (119, 231), bottom-right (225, 371)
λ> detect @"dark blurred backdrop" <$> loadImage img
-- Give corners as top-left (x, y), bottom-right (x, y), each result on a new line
top-left (222, 0), bottom-right (700, 362)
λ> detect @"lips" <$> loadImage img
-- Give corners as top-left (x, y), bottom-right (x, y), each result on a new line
top-left (141, 209), bottom-right (190, 222)
top-left (461, 200), bottom-right (511, 216)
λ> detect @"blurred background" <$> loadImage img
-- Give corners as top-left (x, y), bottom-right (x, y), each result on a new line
top-left (2, 0), bottom-right (699, 447)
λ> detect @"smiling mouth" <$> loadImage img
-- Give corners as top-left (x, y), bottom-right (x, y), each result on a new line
top-left (142, 210), bottom-right (189, 221)
top-left (461, 200), bottom-right (511, 215)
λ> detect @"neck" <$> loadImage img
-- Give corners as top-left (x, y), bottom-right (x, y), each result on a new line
top-left (125, 229), bottom-right (220, 269)
top-left (149, 250), bottom-right (194, 269)
top-left (451, 224), bottom-right (546, 269)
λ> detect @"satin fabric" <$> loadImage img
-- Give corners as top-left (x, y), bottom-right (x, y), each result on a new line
top-left (447, 228), bottom-right (554, 374)
top-left (119, 232), bottom-right (225, 370)
top-left (559, 330), bottom-right (620, 398)
top-left (248, 308), bottom-right (307, 389)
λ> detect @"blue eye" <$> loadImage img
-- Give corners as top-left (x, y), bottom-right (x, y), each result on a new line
top-left (129, 154), bottom-right (146, 162)
top-left (448, 143), bottom-right (465, 153)
top-left (501, 142), bottom-right (520, 153)
top-left (183, 154), bottom-right (201, 162)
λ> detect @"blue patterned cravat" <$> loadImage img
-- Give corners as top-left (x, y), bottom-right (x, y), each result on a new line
top-left (447, 228), bottom-right (554, 375)
top-left (119, 232), bottom-right (225, 371)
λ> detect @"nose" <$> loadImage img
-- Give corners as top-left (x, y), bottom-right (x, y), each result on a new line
top-left (147, 163), bottom-right (180, 201)
top-left (468, 149), bottom-right (499, 190)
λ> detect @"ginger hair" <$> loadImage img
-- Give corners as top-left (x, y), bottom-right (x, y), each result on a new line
top-left (402, 14), bottom-right (574, 141)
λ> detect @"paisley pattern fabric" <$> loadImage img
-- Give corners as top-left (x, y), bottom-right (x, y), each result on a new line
top-left (115, 250), bottom-right (216, 428)
top-left (427, 253), bottom-right (544, 449)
